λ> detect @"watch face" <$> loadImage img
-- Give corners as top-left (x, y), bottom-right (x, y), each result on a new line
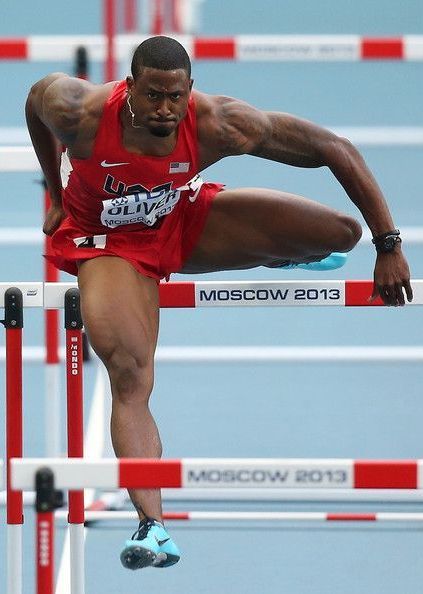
top-left (381, 236), bottom-right (401, 252)
top-left (373, 233), bottom-right (401, 253)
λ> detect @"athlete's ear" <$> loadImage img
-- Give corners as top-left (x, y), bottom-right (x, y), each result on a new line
top-left (126, 76), bottom-right (134, 93)
top-left (189, 78), bottom-right (194, 91)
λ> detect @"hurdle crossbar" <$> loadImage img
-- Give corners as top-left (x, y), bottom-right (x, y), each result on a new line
top-left (11, 458), bottom-right (423, 490)
top-left (3, 226), bottom-right (423, 246)
top-left (4, 487), bottom-right (423, 503)
top-left (55, 509), bottom-right (423, 524)
top-left (1, 34), bottom-right (423, 61)
top-left (0, 280), bottom-right (422, 308)
top-left (3, 345), bottom-right (423, 364)
top-left (3, 126), bottom-right (423, 153)
top-left (3, 126), bottom-right (423, 171)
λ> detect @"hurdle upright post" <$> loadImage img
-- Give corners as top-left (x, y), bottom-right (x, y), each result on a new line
top-left (152, 0), bottom-right (164, 34)
top-left (104, 0), bottom-right (117, 82)
top-left (4, 288), bottom-right (24, 594)
top-left (44, 188), bottom-right (61, 459)
top-left (74, 46), bottom-right (89, 80)
top-left (36, 467), bottom-right (63, 594)
top-left (123, 0), bottom-right (138, 32)
top-left (65, 289), bottom-right (85, 594)
top-left (170, 0), bottom-right (181, 33)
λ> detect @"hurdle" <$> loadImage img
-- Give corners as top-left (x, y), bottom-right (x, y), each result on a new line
top-left (56, 509), bottom-right (423, 524)
top-left (2, 279), bottom-right (423, 594)
top-left (1, 34), bottom-right (423, 62)
top-left (2, 286), bottom-right (86, 594)
top-left (1, 12), bottom-right (421, 594)
top-left (1, 279), bottom-right (422, 308)
top-left (12, 457), bottom-right (423, 490)
top-left (8, 457), bottom-right (423, 594)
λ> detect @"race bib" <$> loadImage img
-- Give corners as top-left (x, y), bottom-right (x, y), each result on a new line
top-left (100, 175), bottom-right (203, 229)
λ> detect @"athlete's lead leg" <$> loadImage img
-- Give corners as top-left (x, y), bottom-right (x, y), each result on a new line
top-left (183, 188), bottom-right (362, 273)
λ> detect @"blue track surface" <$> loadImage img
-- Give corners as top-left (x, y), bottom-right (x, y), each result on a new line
top-left (1, 2), bottom-right (423, 593)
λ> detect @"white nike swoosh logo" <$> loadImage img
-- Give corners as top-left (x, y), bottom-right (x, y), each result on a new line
top-left (101, 160), bottom-right (130, 168)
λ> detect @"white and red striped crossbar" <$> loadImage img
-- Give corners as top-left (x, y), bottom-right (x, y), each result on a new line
top-left (0, 35), bottom-right (423, 61)
top-left (11, 458), bottom-right (423, 490)
top-left (58, 509), bottom-right (423, 523)
top-left (1, 280), bottom-right (422, 308)
top-left (43, 279), bottom-right (423, 308)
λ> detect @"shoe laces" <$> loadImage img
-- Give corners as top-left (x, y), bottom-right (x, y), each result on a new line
top-left (131, 517), bottom-right (156, 541)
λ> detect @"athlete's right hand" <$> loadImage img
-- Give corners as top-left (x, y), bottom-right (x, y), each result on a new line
top-left (43, 204), bottom-right (66, 236)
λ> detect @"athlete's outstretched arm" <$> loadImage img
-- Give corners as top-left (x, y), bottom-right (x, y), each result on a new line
top-left (202, 95), bottom-right (412, 303)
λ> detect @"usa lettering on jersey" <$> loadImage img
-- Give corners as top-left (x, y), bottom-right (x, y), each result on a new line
top-left (100, 175), bottom-right (203, 229)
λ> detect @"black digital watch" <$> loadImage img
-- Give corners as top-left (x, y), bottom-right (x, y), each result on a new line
top-left (372, 229), bottom-right (402, 254)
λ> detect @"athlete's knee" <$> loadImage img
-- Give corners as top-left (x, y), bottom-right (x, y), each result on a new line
top-left (105, 348), bottom-right (154, 405)
top-left (332, 214), bottom-right (362, 252)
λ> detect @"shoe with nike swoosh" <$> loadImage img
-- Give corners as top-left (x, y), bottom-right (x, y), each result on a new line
top-left (120, 518), bottom-right (181, 570)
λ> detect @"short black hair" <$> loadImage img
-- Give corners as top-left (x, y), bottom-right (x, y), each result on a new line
top-left (131, 36), bottom-right (191, 80)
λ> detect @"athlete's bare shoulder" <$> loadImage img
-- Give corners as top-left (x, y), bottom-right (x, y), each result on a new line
top-left (26, 73), bottom-right (115, 147)
top-left (192, 89), bottom-right (269, 166)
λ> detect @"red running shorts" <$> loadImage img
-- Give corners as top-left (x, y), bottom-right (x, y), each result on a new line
top-left (46, 182), bottom-right (224, 281)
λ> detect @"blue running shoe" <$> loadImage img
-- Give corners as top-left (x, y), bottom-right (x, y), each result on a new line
top-left (120, 518), bottom-right (180, 570)
top-left (267, 252), bottom-right (347, 271)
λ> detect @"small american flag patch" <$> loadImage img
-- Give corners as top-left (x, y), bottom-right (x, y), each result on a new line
top-left (169, 162), bottom-right (190, 173)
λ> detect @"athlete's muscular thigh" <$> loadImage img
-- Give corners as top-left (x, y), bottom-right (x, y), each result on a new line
top-left (77, 257), bottom-right (159, 370)
top-left (183, 188), bottom-right (361, 273)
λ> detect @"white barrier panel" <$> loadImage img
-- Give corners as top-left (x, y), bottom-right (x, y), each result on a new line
top-left (0, 283), bottom-right (43, 307)
top-left (0, 127), bottom-right (30, 144)
top-left (406, 35), bottom-right (423, 60)
top-left (237, 35), bottom-right (359, 61)
top-left (194, 280), bottom-right (346, 307)
top-left (182, 458), bottom-right (354, 489)
top-left (3, 127), bottom-right (423, 151)
top-left (3, 345), bottom-right (423, 364)
top-left (0, 146), bottom-right (40, 172)
top-left (12, 459), bottom-right (118, 490)
top-left (0, 228), bottom-right (43, 246)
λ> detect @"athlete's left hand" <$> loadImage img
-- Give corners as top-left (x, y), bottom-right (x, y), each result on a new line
top-left (370, 249), bottom-right (413, 306)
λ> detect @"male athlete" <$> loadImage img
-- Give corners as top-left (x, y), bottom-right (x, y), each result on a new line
top-left (26, 36), bottom-right (412, 570)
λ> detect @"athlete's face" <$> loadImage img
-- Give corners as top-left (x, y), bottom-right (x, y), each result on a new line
top-left (127, 68), bottom-right (193, 137)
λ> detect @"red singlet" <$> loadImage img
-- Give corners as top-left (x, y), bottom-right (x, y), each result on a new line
top-left (47, 80), bottom-right (223, 280)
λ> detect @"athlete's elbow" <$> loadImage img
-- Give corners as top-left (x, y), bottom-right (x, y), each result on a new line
top-left (321, 135), bottom-right (363, 171)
